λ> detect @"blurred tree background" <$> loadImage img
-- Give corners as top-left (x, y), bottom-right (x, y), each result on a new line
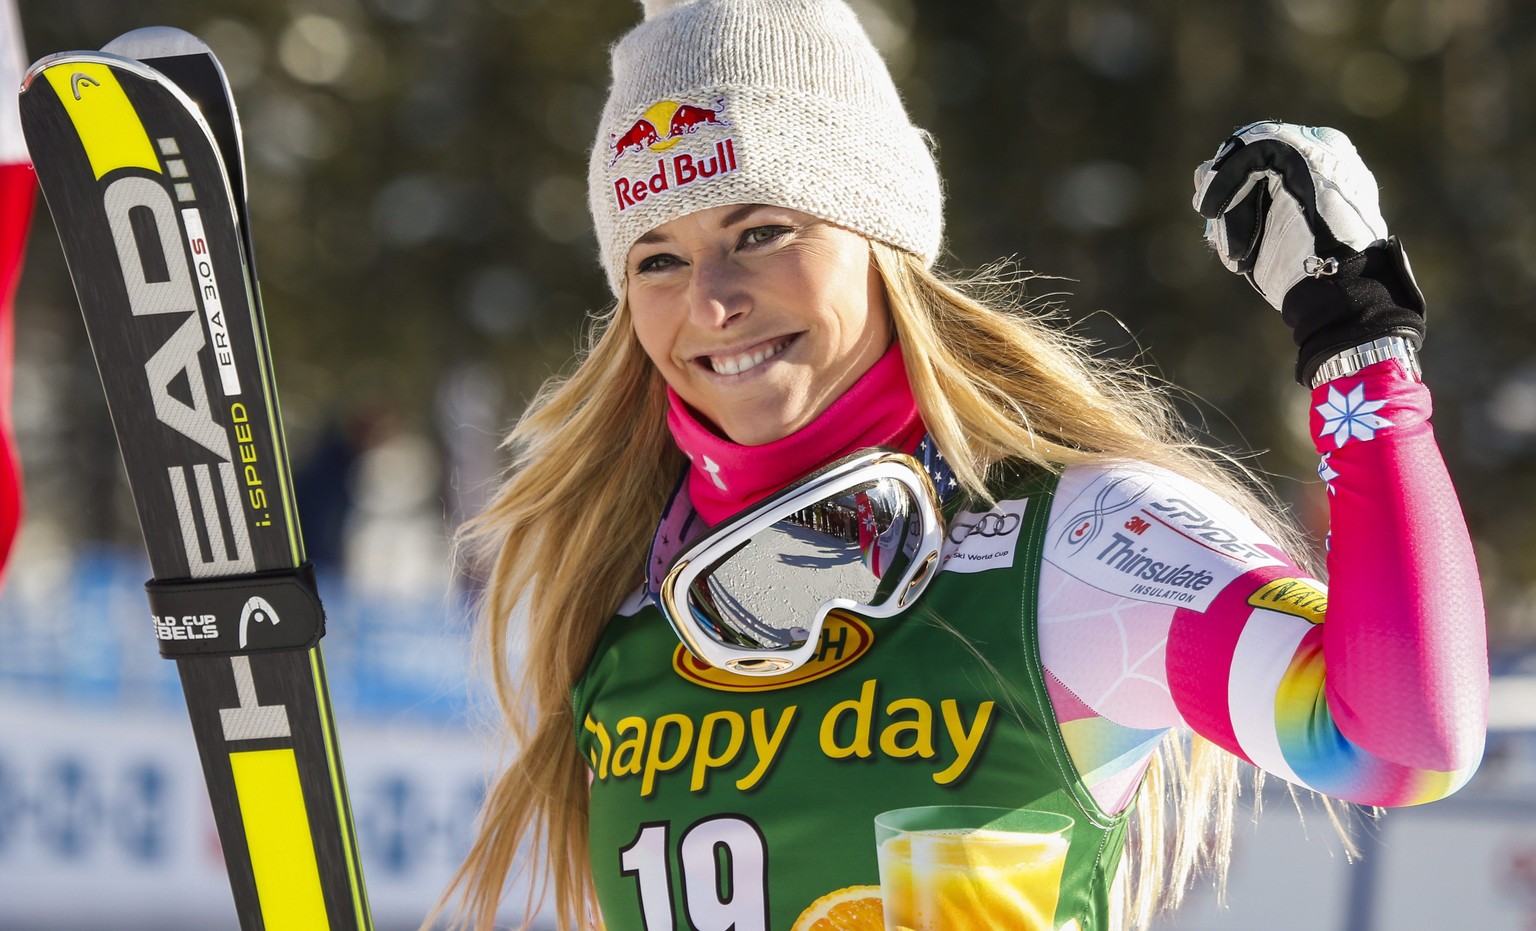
top-left (11, 0), bottom-right (1535, 648)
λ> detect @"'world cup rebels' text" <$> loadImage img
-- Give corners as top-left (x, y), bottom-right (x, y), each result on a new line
top-left (614, 139), bottom-right (739, 211)
top-left (582, 678), bottom-right (995, 798)
top-left (1095, 531), bottom-right (1215, 603)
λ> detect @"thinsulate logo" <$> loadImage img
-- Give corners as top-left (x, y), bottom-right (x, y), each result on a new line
top-left (672, 612), bottom-right (874, 692)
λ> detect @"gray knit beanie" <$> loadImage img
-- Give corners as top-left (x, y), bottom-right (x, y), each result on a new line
top-left (588, 0), bottom-right (944, 295)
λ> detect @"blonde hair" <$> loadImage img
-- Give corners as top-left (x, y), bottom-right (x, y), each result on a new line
top-left (438, 241), bottom-right (1324, 931)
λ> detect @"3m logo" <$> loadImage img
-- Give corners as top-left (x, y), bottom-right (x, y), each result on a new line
top-left (673, 612), bottom-right (873, 692)
top-left (1247, 577), bottom-right (1328, 624)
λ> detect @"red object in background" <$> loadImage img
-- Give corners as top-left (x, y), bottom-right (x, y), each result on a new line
top-left (0, 0), bottom-right (34, 578)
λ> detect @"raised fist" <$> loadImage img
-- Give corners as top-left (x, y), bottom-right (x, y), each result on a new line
top-left (1192, 121), bottom-right (1425, 385)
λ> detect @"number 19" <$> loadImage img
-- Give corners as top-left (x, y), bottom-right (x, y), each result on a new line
top-left (619, 815), bottom-right (769, 930)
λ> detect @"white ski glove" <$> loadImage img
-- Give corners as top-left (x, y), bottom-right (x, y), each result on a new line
top-left (1193, 121), bottom-right (1425, 384)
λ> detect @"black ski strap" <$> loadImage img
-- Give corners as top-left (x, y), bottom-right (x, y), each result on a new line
top-left (146, 562), bottom-right (326, 658)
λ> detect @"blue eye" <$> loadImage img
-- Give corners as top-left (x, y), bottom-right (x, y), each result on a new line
top-left (636, 253), bottom-right (679, 273)
top-left (742, 225), bottom-right (790, 246)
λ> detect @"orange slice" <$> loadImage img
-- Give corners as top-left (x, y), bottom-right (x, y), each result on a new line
top-left (791, 884), bottom-right (886, 931)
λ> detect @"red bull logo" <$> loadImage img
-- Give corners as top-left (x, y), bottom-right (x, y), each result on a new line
top-left (609, 97), bottom-right (738, 212)
top-left (609, 97), bottom-right (730, 164)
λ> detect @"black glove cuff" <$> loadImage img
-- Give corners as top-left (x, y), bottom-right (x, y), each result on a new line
top-left (1281, 236), bottom-right (1427, 385)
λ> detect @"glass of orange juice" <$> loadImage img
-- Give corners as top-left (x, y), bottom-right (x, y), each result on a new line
top-left (874, 806), bottom-right (1073, 931)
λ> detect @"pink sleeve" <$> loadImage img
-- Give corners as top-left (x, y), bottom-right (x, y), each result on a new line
top-left (1167, 360), bottom-right (1488, 805)
top-left (1313, 362), bottom-right (1488, 769)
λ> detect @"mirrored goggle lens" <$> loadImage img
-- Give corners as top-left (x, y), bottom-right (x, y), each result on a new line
top-left (684, 476), bottom-right (925, 652)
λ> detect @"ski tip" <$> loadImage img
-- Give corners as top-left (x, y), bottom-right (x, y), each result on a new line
top-left (19, 49), bottom-right (136, 95)
top-left (102, 26), bottom-right (212, 59)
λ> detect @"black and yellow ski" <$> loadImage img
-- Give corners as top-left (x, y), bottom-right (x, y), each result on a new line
top-left (19, 29), bottom-right (373, 931)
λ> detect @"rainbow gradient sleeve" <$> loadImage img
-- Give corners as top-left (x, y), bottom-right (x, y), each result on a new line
top-left (1166, 360), bottom-right (1487, 806)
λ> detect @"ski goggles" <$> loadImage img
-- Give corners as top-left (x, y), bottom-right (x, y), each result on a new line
top-left (656, 449), bottom-right (945, 676)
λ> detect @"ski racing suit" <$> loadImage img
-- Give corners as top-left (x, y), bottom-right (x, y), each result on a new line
top-left (573, 358), bottom-right (1486, 930)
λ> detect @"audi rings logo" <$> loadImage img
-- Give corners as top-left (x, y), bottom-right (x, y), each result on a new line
top-left (944, 500), bottom-right (1029, 574)
top-left (949, 512), bottom-right (1021, 544)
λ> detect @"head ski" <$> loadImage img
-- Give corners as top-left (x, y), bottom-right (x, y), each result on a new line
top-left (101, 27), bottom-right (257, 280)
top-left (18, 35), bottom-right (373, 931)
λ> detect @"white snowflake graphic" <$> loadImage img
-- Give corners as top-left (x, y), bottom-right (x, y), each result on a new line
top-left (1317, 452), bottom-right (1340, 494)
top-left (1315, 383), bottom-right (1393, 447)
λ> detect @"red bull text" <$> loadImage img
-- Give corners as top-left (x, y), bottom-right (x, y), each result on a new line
top-left (614, 139), bottom-right (739, 212)
top-left (608, 98), bottom-right (737, 211)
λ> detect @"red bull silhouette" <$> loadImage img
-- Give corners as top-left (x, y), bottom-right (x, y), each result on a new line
top-left (668, 98), bottom-right (729, 137)
top-left (610, 118), bottom-right (661, 166)
top-left (611, 99), bottom-right (734, 167)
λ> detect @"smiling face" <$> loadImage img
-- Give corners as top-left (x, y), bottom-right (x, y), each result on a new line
top-left (625, 204), bottom-right (892, 446)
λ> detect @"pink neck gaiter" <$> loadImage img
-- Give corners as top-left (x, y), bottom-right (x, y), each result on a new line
top-left (666, 343), bottom-right (925, 525)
